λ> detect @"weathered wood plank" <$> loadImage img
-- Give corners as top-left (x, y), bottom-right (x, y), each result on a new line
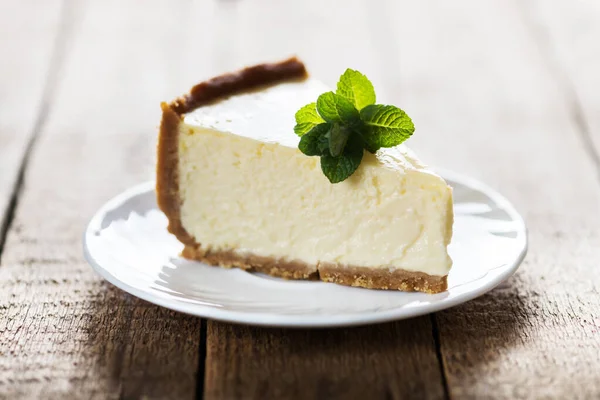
top-left (3, 0), bottom-right (598, 399)
top-left (522, 0), bottom-right (600, 172)
top-left (381, 0), bottom-right (600, 398)
top-left (203, 1), bottom-right (444, 399)
top-left (0, 1), bottom-right (61, 252)
top-left (0, 1), bottom-right (223, 398)
top-left (206, 320), bottom-right (443, 400)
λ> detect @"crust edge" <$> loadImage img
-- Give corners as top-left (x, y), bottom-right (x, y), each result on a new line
top-left (319, 264), bottom-right (448, 294)
top-left (183, 245), bottom-right (448, 294)
top-left (182, 245), bottom-right (318, 281)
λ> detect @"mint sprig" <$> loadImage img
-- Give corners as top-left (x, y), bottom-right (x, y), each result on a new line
top-left (360, 104), bottom-right (415, 152)
top-left (316, 92), bottom-right (359, 124)
top-left (298, 123), bottom-right (329, 156)
top-left (294, 103), bottom-right (324, 136)
top-left (337, 69), bottom-right (376, 110)
top-left (320, 135), bottom-right (363, 183)
top-left (294, 69), bottom-right (414, 183)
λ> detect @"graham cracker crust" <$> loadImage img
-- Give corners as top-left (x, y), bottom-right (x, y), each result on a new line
top-left (156, 58), bottom-right (448, 294)
top-left (181, 244), bottom-right (447, 294)
top-left (319, 264), bottom-right (447, 294)
top-left (182, 245), bottom-right (318, 280)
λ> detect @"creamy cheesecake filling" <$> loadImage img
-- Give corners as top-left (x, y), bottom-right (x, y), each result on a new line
top-left (164, 74), bottom-right (453, 279)
top-left (178, 124), bottom-right (453, 276)
top-left (157, 59), bottom-right (454, 292)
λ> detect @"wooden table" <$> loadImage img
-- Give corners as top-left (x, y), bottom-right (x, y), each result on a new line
top-left (2, 1), bottom-right (599, 399)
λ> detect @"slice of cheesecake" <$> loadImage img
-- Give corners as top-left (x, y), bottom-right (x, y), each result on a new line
top-left (157, 58), bottom-right (453, 293)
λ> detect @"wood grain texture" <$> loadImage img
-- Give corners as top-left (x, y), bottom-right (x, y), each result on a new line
top-left (381, 0), bottom-right (600, 398)
top-left (522, 0), bottom-right (600, 173)
top-left (0, 1), bottom-right (62, 252)
top-left (202, 1), bottom-right (444, 399)
top-left (205, 320), bottom-right (444, 400)
top-left (0, 1), bottom-right (225, 398)
top-left (2, 0), bottom-right (600, 399)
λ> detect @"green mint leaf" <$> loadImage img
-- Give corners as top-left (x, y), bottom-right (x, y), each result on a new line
top-left (328, 124), bottom-right (350, 157)
top-left (294, 102), bottom-right (325, 136)
top-left (336, 69), bottom-right (376, 110)
top-left (298, 123), bottom-right (330, 156)
top-left (294, 68), bottom-right (416, 183)
top-left (320, 140), bottom-right (363, 183)
top-left (317, 133), bottom-right (330, 153)
top-left (360, 104), bottom-right (414, 151)
top-left (316, 92), bottom-right (359, 124)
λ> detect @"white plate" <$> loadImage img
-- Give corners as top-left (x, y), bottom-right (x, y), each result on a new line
top-left (84, 171), bottom-right (527, 327)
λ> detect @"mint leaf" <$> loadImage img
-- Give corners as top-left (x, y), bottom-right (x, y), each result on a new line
top-left (316, 92), bottom-right (359, 124)
top-left (294, 102), bottom-right (325, 136)
top-left (298, 123), bottom-right (330, 156)
top-left (328, 124), bottom-right (350, 157)
top-left (317, 133), bottom-right (330, 153)
top-left (320, 140), bottom-right (363, 183)
top-left (360, 104), bottom-right (414, 151)
top-left (293, 68), bottom-right (416, 183)
top-left (336, 69), bottom-right (376, 110)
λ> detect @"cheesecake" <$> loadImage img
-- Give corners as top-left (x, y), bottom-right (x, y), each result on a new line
top-left (157, 58), bottom-right (453, 293)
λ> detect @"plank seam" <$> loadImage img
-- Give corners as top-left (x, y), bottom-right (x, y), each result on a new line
top-left (517, 0), bottom-right (600, 180)
top-left (431, 314), bottom-right (451, 400)
top-left (196, 319), bottom-right (208, 399)
top-left (0, 0), bottom-right (76, 264)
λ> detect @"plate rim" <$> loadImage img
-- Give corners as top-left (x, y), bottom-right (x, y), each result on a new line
top-left (83, 170), bottom-right (528, 327)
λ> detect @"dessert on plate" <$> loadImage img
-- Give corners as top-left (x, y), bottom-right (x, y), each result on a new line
top-left (157, 57), bottom-right (453, 293)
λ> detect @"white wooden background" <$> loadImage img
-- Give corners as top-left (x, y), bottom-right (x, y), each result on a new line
top-left (1, 1), bottom-right (599, 399)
